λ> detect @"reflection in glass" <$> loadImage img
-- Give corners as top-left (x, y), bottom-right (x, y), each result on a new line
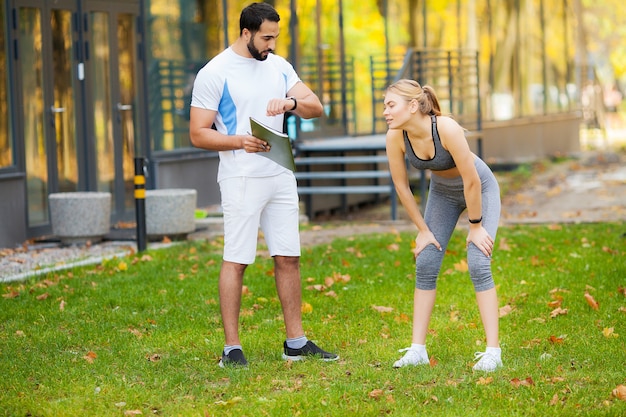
top-left (117, 13), bottom-right (137, 211)
top-left (52, 10), bottom-right (78, 192)
top-left (90, 12), bottom-right (115, 202)
top-left (0, 4), bottom-right (12, 169)
top-left (20, 8), bottom-right (48, 226)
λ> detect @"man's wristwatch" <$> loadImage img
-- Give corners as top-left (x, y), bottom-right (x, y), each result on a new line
top-left (287, 96), bottom-right (297, 111)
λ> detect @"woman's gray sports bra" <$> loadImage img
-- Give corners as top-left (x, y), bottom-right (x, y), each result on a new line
top-left (404, 115), bottom-right (456, 171)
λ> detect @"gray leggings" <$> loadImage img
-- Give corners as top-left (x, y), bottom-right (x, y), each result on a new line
top-left (416, 158), bottom-right (500, 292)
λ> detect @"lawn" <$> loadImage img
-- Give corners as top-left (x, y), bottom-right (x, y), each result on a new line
top-left (1, 222), bottom-right (625, 416)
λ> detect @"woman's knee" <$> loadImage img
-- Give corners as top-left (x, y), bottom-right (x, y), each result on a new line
top-left (467, 245), bottom-right (495, 291)
top-left (415, 246), bottom-right (444, 290)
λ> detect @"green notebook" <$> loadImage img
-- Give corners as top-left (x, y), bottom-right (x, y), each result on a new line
top-left (249, 117), bottom-right (296, 172)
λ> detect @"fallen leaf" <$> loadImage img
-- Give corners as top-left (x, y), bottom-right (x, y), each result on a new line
top-left (549, 393), bottom-right (560, 406)
top-left (612, 385), bottom-right (626, 401)
top-left (83, 351), bottom-right (97, 363)
top-left (2, 291), bottom-right (20, 299)
top-left (124, 410), bottom-right (143, 416)
top-left (372, 305), bottom-right (393, 313)
top-left (602, 327), bottom-right (619, 338)
top-left (324, 291), bottom-right (337, 298)
top-left (146, 353), bottom-right (161, 362)
top-left (387, 243), bottom-right (400, 252)
top-left (510, 377), bottom-right (534, 387)
top-left (36, 293), bottom-right (50, 301)
top-left (59, 300), bottom-right (66, 311)
top-left (499, 305), bottom-right (513, 317)
top-left (454, 259), bottom-right (468, 272)
top-left (368, 389), bottom-right (384, 399)
top-left (549, 307), bottom-right (568, 318)
top-left (301, 302), bottom-right (313, 314)
top-left (498, 237), bottom-right (512, 251)
top-left (477, 376), bottom-right (493, 385)
top-left (618, 286), bottom-right (626, 297)
top-left (128, 328), bottom-right (143, 338)
top-left (549, 335), bottom-right (565, 344)
top-left (584, 292), bottom-right (599, 310)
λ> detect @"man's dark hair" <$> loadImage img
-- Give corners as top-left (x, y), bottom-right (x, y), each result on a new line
top-left (240, 3), bottom-right (280, 35)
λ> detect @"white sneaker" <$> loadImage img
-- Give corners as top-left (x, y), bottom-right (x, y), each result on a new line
top-left (472, 350), bottom-right (503, 372)
top-left (393, 347), bottom-right (429, 368)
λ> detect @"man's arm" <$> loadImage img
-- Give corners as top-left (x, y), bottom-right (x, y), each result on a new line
top-left (189, 107), bottom-right (269, 153)
top-left (265, 81), bottom-right (323, 119)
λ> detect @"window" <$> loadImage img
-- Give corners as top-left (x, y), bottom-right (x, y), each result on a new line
top-left (0, 5), bottom-right (13, 169)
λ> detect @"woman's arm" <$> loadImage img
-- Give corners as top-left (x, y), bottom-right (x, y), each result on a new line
top-left (438, 117), bottom-right (493, 256)
top-left (386, 129), bottom-right (442, 253)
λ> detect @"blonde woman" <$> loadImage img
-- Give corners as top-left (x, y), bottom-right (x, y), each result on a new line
top-left (383, 79), bottom-right (502, 372)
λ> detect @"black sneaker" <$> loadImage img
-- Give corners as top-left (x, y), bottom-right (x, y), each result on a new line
top-left (219, 349), bottom-right (248, 368)
top-left (282, 341), bottom-right (339, 362)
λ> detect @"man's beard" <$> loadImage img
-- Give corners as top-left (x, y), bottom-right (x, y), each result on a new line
top-left (247, 38), bottom-right (272, 61)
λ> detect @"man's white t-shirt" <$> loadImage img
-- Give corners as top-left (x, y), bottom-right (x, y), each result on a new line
top-left (191, 47), bottom-right (300, 182)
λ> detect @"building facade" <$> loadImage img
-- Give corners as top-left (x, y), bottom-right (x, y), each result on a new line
top-left (0, 0), bottom-right (582, 247)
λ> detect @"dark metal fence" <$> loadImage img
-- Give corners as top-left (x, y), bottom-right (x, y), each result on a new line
top-left (298, 55), bottom-right (355, 138)
top-left (147, 49), bottom-right (480, 149)
top-left (369, 49), bottom-right (482, 136)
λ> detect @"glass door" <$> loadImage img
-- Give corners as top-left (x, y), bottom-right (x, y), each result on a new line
top-left (12, 0), bottom-right (144, 235)
top-left (13, 0), bottom-right (80, 231)
top-left (82, 0), bottom-right (142, 220)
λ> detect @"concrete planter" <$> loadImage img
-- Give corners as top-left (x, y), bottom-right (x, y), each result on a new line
top-left (145, 189), bottom-right (197, 239)
top-left (49, 192), bottom-right (111, 245)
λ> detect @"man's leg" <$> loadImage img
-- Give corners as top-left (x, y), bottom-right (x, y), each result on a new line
top-left (275, 255), bottom-right (338, 361)
top-left (273, 255), bottom-right (304, 339)
top-left (219, 260), bottom-right (247, 346)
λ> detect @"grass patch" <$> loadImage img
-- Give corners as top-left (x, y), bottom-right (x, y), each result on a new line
top-left (1, 223), bottom-right (625, 416)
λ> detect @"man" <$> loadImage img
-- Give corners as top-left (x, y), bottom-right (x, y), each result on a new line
top-left (189, 2), bottom-right (338, 368)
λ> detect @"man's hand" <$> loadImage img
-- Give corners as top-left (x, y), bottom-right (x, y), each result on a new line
top-left (242, 134), bottom-right (270, 153)
top-left (266, 97), bottom-right (295, 116)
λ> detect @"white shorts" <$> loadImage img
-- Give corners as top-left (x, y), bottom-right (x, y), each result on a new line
top-left (219, 172), bottom-right (301, 264)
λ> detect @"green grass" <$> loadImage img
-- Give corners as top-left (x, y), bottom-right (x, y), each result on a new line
top-left (1, 223), bottom-right (625, 416)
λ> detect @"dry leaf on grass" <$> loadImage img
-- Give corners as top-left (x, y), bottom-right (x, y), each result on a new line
top-left (549, 307), bottom-right (568, 318)
top-left (454, 259), bottom-right (468, 272)
top-left (372, 305), bottom-right (394, 313)
top-left (602, 327), bottom-right (619, 338)
top-left (510, 377), bottom-right (535, 387)
top-left (83, 351), bottom-right (97, 363)
top-left (368, 389), bottom-right (384, 399)
top-left (476, 376), bottom-right (493, 385)
top-left (584, 292), bottom-right (599, 310)
top-left (612, 385), bottom-right (626, 401)
top-left (549, 335), bottom-right (565, 344)
top-left (499, 305), bottom-right (514, 317)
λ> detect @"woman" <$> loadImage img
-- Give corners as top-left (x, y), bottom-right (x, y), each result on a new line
top-left (383, 79), bottom-right (502, 372)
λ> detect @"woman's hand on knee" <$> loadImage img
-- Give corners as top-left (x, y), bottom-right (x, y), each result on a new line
top-left (466, 227), bottom-right (494, 257)
top-left (413, 231), bottom-right (442, 258)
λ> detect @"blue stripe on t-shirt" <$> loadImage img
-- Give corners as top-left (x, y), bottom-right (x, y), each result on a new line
top-left (219, 81), bottom-right (237, 135)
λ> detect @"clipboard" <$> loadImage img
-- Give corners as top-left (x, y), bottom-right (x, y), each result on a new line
top-left (249, 117), bottom-right (296, 172)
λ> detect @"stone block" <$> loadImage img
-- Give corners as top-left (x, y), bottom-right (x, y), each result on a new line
top-left (145, 189), bottom-right (197, 239)
top-left (49, 192), bottom-right (111, 245)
